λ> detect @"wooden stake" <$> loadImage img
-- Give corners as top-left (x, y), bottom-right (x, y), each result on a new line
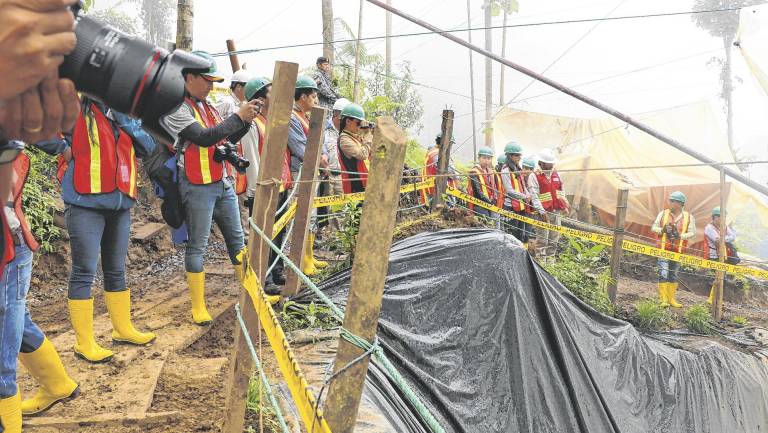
top-left (713, 168), bottom-right (727, 321)
top-left (432, 109), bottom-right (454, 210)
top-left (175, 0), bottom-right (194, 51)
top-left (226, 39), bottom-right (240, 72)
top-left (352, 0), bottom-right (364, 102)
top-left (284, 106), bottom-right (328, 296)
top-left (608, 188), bottom-right (628, 302)
top-left (466, 0), bottom-right (477, 158)
top-left (221, 61), bottom-right (298, 433)
top-left (323, 116), bottom-right (407, 433)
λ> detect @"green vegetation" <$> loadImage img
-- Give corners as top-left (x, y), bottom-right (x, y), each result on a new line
top-left (23, 148), bottom-right (62, 253)
top-left (543, 238), bottom-right (615, 316)
top-left (684, 304), bottom-right (714, 334)
top-left (245, 375), bottom-right (280, 433)
top-left (278, 300), bottom-right (337, 333)
top-left (327, 202), bottom-right (363, 266)
top-left (731, 315), bottom-right (748, 326)
top-left (634, 299), bottom-right (671, 331)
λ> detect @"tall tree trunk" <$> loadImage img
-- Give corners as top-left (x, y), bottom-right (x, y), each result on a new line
top-left (484, 3), bottom-right (493, 150)
top-left (467, 0), bottom-right (478, 157)
top-left (176, 0), bottom-right (193, 51)
top-left (723, 35), bottom-right (740, 169)
top-left (352, 0), bottom-right (364, 103)
top-left (499, 10), bottom-right (508, 106)
top-left (385, 0), bottom-right (392, 94)
top-left (322, 0), bottom-right (335, 65)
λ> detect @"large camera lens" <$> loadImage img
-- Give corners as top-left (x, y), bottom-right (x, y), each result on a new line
top-left (60, 14), bottom-right (211, 144)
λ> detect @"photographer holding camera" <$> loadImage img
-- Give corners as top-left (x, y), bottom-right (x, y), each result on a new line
top-left (160, 51), bottom-right (258, 326)
top-left (337, 103), bottom-right (372, 195)
top-left (651, 191), bottom-right (696, 308)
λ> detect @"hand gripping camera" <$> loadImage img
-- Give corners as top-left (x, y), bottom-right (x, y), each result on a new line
top-left (213, 142), bottom-right (250, 174)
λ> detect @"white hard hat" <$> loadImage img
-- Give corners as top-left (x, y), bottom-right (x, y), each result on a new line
top-left (332, 97), bottom-right (351, 112)
top-left (230, 69), bottom-right (252, 84)
top-left (537, 148), bottom-right (556, 164)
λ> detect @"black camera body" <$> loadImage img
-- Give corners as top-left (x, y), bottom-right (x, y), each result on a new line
top-left (60, 6), bottom-right (212, 144)
top-left (664, 223), bottom-right (680, 240)
top-left (213, 143), bottom-right (250, 174)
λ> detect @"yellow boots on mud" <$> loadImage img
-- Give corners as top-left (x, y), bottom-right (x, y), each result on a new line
top-left (657, 282), bottom-right (683, 308)
top-left (187, 271), bottom-right (213, 326)
top-left (68, 290), bottom-right (156, 363)
top-left (302, 233), bottom-right (327, 276)
top-left (0, 393), bottom-right (21, 433)
top-left (18, 338), bottom-right (80, 415)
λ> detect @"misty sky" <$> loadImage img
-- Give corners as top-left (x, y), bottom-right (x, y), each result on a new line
top-left (101, 0), bottom-right (768, 167)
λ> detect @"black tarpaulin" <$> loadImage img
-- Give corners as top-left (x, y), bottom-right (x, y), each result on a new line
top-left (312, 228), bottom-right (768, 433)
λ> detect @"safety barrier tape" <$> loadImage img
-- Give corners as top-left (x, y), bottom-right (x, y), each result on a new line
top-left (446, 187), bottom-right (768, 280)
top-left (238, 258), bottom-right (334, 433)
top-left (272, 179), bottom-right (434, 237)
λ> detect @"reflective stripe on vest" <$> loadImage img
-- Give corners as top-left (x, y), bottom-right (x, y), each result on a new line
top-left (338, 132), bottom-right (369, 194)
top-left (658, 209), bottom-right (691, 253)
top-left (420, 148), bottom-right (440, 204)
top-left (468, 166), bottom-right (496, 210)
top-left (536, 171), bottom-right (566, 211)
top-left (505, 165), bottom-right (527, 212)
top-left (71, 104), bottom-right (137, 199)
top-left (293, 109), bottom-right (310, 135)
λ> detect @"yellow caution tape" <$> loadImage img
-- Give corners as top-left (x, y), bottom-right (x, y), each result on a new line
top-left (273, 202), bottom-right (298, 238)
top-left (446, 187), bottom-right (768, 280)
top-left (239, 259), bottom-right (333, 433)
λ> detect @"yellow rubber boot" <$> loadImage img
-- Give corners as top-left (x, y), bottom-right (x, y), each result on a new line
top-left (0, 393), bottom-right (21, 433)
top-left (234, 247), bottom-right (247, 284)
top-left (707, 283), bottom-right (715, 305)
top-left (302, 237), bottom-right (318, 277)
top-left (310, 233), bottom-right (328, 269)
top-left (667, 282), bottom-right (683, 308)
top-left (187, 272), bottom-right (212, 325)
top-left (105, 290), bottom-right (156, 345)
top-left (266, 295), bottom-right (281, 305)
top-left (658, 282), bottom-right (669, 306)
top-left (68, 299), bottom-right (114, 363)
top-left (18, 338), bottom-right (80, 415)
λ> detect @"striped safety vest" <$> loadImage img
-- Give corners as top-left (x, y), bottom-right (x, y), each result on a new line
top-left (337, 131), bottom-right (369, 194)
top-left (504, 163), bottom-right (527, 212)
top-left (12, 153), bottom-right (39, 251)
top-left (70, 103), bottom-right (137, 199)
top-left (254, 114), bottom-right (293, 191)
top-left (467, 165), bottom-right (498, 210)
top-left (535, 171), bottom-right (567, 211)
top-left (183, 97), bottom-right (227, 185)
top-left (657, 209), bottom-right (691, 253)
top-left (421, 147), bottom-right (440, 203)
top-left (293, 109), bottom-right (310, 136)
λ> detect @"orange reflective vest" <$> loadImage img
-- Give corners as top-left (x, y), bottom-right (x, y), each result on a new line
top-left (183, 97), bottom-right (229, 185)
top-left (535, 171), bottom-right (567, 211)
top-left (494, 170), bottom-right (505, 208)
top-left (337, 131), bottom-right (369, 194)
top-left (656, 209), bottom-right (691, 253)
top-left (420, 148), bottom-right (439, 205)
top-left (467, 165), bottom-right (499, 210)
top-left (70, 103), bottom-right (137, 199)
top-left (504, 164), bottom-right (528, 213)
top-left (11, 153), bottom-right (39, 252)
top-left (293, 109), bottom-right (310, 136)
top-left (254, 114), bottom-right (293, 191)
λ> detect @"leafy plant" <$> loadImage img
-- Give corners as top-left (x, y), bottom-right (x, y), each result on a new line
top-left (634, 298), bottom-right (671, 331)
top-left (23, 148), bottom-right (62, 253)
top-left (543, 238), bottom-right (615, 316)
top-left (684, 304), bottom-right (714, 334)
top-left (327, 202), bottom-right (363, 265)
top-left (278, 300), bottom-right (337, 332)
top-left (245, 375), bottom-right (280, 432)
top-left (731, 315), bottom-right (748, 326)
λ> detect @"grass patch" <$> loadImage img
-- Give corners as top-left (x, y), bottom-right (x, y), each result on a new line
top-left (277, 300), bottom-right (337, 333)
top-left (634, 298), bottom-right (671, 331)
top-left (683, 304), bottom-right (713, 334)
top-left (245, 374), bottom-right (280, 433)
top-left (731, 315), bottom-right (748, 326)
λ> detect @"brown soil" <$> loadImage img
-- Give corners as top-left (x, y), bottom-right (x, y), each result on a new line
top-left (393, 206), bottom-right (483, 241)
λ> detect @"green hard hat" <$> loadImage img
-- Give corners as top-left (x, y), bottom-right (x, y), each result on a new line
top-left (712, 206), bottom-right (721, 217)
top-left (244, 77), bottom-right (272, 101)
top-left (497, 155), bottom-right (506, 165)
top-left (341, 103), bottom-right (365, 121)
top-left (669, 191), bottom-right (687, 204)
top-left (295, 75), bottom-right (318, 90)
top-left (478, 146), bottom-right (494, 157)
top-left (190, 51), bottom-right (225, 82)
top-left (522, 156), bottom-right (536, 168)
top-left (504, 141), bottom-right (523, 155)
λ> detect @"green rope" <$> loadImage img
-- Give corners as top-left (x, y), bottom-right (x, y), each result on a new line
top-left (234, 303), bottom-right (292, 433)
top-left (248, 218), bottom-right (447, 433)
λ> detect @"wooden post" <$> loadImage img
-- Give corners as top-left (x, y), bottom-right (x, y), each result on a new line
top-left (284, 106), bottom-right (328, 296)
top-left (221, 61), bottom-right (299, 433)
top-left (466, 0), bottom-right (477, 158)
top-left (352, 0), bottom-right (364, 102)
top-left (226, 39), bottom-right (240, 72)
top-left (432, 109), bottom-right (454, 211)
top-left (175, 0), bottom-right (194, 51)
top-left (608, 188), bottom-right (628, 303)
top-left (712, 168), bottom-right (727, 321)
top-left (323, 116), bottom-right (408, 433)
top-left (322, 0), bottom-right (335, 65)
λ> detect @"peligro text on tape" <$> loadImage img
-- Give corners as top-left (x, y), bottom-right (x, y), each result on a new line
top-left (239, 264), bottom-right (333, 433)
top-left (446, 187), bottom-right (768, 280)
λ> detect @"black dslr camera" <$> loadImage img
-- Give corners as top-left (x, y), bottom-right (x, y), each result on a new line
top-left (213, 143), bottom-right (250, 174)
top-left (60, 2), bottom-right (213, 144)
top-left (664, 223), bottom-right (680, 240)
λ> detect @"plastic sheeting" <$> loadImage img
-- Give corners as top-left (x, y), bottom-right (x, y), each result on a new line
top-left (314, 229), bottom-right (768, 433)
top-left (737, 4), bottom-right (768, 98)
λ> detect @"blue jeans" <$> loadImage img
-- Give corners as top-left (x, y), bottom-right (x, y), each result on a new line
top-left (0, 244), bottom-right (45, 398)
top-left (66, 205), bottom-right (131, 300)
top-left (180, 175), bottom-right (244, 273)
top-left (658, 259), bottom-right (680, 283)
